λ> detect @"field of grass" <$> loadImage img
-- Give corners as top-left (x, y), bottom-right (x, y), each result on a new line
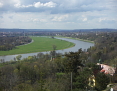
top-left (0, 36), bottom-right (75, 56)
top-left (57, 36), bottom-right (94, 43)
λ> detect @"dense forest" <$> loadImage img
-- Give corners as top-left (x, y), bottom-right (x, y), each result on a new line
top-left (0, 50), bottom-right (109, 91)
top-left (64, 32), bottom-right (117, 66)
top-left (0, 36), bottom-right (32, 51)
top-left (0, 31), bottom-right (117, 91)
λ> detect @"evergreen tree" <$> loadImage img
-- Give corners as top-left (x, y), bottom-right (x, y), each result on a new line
top-left (64, 49), bottom-right (83, 73)
top-left (95, 73), bottom-right (109, 91)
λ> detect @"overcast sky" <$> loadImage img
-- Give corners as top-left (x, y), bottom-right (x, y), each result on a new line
top-left (0, 0), bottom-right (117, 29)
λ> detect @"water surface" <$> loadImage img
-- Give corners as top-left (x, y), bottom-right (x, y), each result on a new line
top-left (0, 37), bottom-right (94, 62)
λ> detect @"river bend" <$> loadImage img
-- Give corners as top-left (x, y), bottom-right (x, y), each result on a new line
top-left (0, 37), bottom-right (94, 62)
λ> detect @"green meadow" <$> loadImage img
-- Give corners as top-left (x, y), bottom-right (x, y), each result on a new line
top-left (0, 36), bottom-right (75, 56)
top-left (57, 36), bottom-right (94, 43)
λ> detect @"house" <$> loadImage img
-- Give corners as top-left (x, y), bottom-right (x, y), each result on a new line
top-left (97, 63), bottom-right (117, 82)
top-left (100, 64), bottom-right (115, 76)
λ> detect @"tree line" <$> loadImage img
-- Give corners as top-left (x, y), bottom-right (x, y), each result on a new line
top-left (0, 36), bottom-right (32, 51)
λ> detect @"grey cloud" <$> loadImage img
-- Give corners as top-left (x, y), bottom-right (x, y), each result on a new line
top-left (9, 16), bottom-right (13, 19)
top-left (0, 16), bottom-right (3, 18)
top-left (20, 0), bottom-right (50, 4)
top-left (0, 0), bottom-right (57, 13)
top-left (0, 0), bottom-right (116, 14)
top-left (100, 19), bottom-right (117, 24)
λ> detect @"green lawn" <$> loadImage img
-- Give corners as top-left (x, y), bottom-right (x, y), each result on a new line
top-left (0, 36), bottom-right (75, 56)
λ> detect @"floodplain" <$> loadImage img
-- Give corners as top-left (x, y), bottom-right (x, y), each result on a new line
top-left (0, 36), bottom-right (75, 56)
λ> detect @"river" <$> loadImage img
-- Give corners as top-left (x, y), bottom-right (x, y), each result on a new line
top-left (0, 37), bottom-right (94, 62)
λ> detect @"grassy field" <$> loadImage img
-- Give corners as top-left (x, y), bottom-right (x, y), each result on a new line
top-left (57, 36), bottom-right (94, 43)
top-left (0, 36), bottom-right (75, 56)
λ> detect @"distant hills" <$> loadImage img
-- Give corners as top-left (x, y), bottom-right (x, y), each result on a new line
top-left (72, 29), bottom-right (117, 32)
top-left (0, 28), bottom-right (117, 32)
top-left (0, 28), bottom-right (27, 32)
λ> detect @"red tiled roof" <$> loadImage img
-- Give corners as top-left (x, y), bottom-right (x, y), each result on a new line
top-left (100, 64), bottom-right (115, 76)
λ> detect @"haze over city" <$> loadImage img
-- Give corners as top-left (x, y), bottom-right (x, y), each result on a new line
top-left (0, 0), bottom-right (117, 29)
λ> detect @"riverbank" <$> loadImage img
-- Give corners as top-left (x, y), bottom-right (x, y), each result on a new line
top-left (0, 37), bottom-right (94, 61)
top-left (56, 36), bottom-right (94, 43)
top-left (0, 36), bottom-right (75, 56)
